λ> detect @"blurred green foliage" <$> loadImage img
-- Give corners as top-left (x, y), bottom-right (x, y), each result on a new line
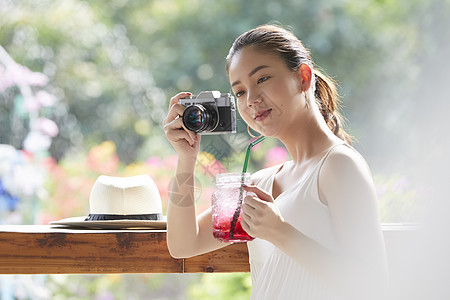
top-left (2, 0), bottom-right (445, 171)
top-left (1, 0), bottom-right (449, 299)
top-left (188, 273), bottom-right (252, 300)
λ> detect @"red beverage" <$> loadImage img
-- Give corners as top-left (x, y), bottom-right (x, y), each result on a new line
top-left (211, 173), bottom-right (254, 243)
top-left (213, 210), bottom-right (253, 243)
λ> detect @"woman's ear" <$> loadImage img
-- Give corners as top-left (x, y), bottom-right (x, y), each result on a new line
top-left (296, 63), bottom-right (312, 92)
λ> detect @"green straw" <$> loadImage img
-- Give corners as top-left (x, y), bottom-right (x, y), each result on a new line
top-left (229, 136), bottom-right (266, 240)
top-left (242, 136), bottom-right (266, 173)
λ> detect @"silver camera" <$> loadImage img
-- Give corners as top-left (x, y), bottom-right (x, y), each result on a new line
top-left (179, 91), bottom-right (237, 135)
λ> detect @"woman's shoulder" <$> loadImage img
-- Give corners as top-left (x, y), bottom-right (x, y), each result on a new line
top-left (319, 143), bottom-right (374, 196)
top-left (323, 144), bottom-right (371, 177)
top-left (316, 143), bottom-right (376, 207)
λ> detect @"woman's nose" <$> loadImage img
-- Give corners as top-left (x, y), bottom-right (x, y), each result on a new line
top-left (246, 89), bottom-right (263, 107)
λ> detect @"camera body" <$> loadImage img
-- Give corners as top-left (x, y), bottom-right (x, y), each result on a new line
top-left (179, 91), bottom-right (237, 135)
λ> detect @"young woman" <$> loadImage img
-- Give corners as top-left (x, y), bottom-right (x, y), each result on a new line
top-left (163, 24), bottom-right (388, 300)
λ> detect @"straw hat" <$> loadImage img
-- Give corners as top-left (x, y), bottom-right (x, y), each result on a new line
top-left (50, 175), bottom-right (166, 229)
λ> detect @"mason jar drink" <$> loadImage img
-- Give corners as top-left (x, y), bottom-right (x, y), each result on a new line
top-left (211, 173), bottom-right (254, 243)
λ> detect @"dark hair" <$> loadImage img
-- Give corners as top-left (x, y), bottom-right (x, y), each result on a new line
top-left (226, 24), bottom-right (352, 144)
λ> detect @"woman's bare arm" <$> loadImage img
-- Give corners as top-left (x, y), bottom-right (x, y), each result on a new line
top-left (166, 159), bottom-right (226, 258)
top-left (163, 92), bottom-right (227, 258)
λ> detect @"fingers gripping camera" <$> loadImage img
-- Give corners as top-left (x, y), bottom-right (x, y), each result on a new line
top-left (179, 91), bottom-right (237, 134)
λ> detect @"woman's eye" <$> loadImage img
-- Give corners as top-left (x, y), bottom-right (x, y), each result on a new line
top-left (235, 90), bottom-right (245, 98)
top-left (257, 76), bottom-right (270, 84)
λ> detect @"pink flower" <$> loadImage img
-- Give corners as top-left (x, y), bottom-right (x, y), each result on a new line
top-left (37, 118), bottom-right (59, 137)
top-left (146, 156), bottom-right (163, 168)
top-left (264, 146), bottom-right (289, 168)
top-left (0, 47), bottom-right (48, 91)
top-left (163, 154), bottom-right (178, 170)
top-left (9, 63), bottom-right (48, 87)
top-left (35, 90), bottom-right (57, 107)
top-left (23, 91), bottom-right (57, 114)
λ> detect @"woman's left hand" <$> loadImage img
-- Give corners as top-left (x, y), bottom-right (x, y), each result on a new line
top-left (241, 185), bottom-right (285, 242)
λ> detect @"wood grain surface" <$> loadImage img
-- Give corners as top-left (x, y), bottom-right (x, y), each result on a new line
top-left (0, 226), bottom-right (250, 274)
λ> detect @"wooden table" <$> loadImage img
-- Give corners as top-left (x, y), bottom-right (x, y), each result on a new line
top-left (0, 224), bottom-right (420, 275)
top-left (0, 225), bottom-right (250, 274)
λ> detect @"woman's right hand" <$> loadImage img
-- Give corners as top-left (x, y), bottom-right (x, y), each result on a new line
top-left (163, 92), bottom-right (201, 159)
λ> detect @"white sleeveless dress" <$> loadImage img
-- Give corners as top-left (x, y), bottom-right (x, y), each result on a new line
top-left (248, 144), bottom-right (349, 300)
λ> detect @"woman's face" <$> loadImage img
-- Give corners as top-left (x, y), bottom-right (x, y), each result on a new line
top-left (228, 46), bottom-right (306, 138)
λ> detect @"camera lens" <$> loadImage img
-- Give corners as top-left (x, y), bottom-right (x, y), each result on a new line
top-left (182, 104), bottom-right (219, 133)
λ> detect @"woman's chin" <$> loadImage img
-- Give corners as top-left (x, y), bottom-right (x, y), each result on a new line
top-left (256, 127), bottom-right (277, 138)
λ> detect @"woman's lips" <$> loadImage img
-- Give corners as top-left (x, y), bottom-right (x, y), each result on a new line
top-left (254, 109), bottom-right (272, 122)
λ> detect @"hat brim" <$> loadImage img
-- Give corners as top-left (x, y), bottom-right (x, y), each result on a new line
top-left (50, 216), bottom-right (166, 230)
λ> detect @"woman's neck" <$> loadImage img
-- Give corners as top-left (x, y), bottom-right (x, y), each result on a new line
top-left (278, 110), bottom-right (340, 164)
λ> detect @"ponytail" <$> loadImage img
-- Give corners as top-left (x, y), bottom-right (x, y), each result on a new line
top-left (313, 69), bottom-right (352, 144)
